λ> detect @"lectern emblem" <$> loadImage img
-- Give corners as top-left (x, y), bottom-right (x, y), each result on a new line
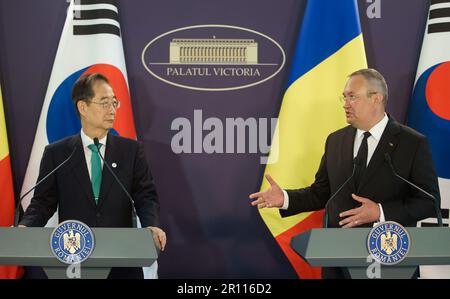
top-left (367, 221), bottom-right (410, 265)
top-left (50, 220), bottom-right (95, 265)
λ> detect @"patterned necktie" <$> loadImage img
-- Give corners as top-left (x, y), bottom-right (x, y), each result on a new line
top-left (88, 143), bottom-right (102, 204)
top-left (355, 131), bottom-right (371, 189)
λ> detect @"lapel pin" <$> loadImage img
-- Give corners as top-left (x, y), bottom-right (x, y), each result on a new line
top-left (389, 142), bottom-right (394, 147)
top-left (112, 163), bottom-right (117, 168)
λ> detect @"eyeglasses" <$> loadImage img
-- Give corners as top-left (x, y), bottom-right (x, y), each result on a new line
top-left (339, 92), bottom-right (377, 103)
top-left (90, 99), bottom-right (121, 110)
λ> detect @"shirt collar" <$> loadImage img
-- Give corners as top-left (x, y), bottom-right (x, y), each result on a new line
top-left (356, 113), bottom-right (389, 141)
top-left (80, 129), bottom-right (108, 149)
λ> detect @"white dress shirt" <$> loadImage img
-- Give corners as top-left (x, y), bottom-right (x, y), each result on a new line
top-left (353, 113), bottom-right (388, 167)
top-left (80, 129), bottom-right (107, 180)
top-left (281, 113), bottom-right (389, 223)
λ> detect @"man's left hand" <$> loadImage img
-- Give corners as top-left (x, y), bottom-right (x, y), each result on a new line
top-left (147, 226), bottom-right (166, 251)
top-left (338, 194), bottom-right (380, 228)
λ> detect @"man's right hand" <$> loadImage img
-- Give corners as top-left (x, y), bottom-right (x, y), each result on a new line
top-left (249, 174), bottom-right (284, 209)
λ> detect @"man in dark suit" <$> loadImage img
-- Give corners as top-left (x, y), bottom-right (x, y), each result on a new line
top-left (250, 68), bottom-right (439, 278)
top-left (19, 73), bottom-right (166, 279)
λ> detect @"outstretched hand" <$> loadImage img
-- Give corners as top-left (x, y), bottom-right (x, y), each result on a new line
top-left (249, 174), bottom-right (284, 209)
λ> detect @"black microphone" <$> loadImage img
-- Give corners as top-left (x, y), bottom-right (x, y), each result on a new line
top-left (384, 153), bottom-right (443, 227)
top-left (14, 144), bottom-right (78, 227)
top-left (324, 158), bottom-right (359, 228)
top-left (93, 138), bottom-right (137, 224)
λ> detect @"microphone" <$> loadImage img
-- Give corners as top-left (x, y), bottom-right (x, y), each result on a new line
top-left (93, 138), bottom-right (137, 225)
top-left (324, 158), bottom-right (359, 228)
top-left (384, 153), bottom-right (443, 227)
top-left (14, 144), bottom-right (78, 227)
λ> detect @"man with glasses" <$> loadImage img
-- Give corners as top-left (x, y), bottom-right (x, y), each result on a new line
top-left (19, 73), bottom-right (166, 279)
top-left (250, 68), bottom-right (439, 278)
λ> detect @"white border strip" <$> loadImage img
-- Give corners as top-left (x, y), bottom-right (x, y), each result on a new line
top-left (73, 4), bottom-right (118, 13)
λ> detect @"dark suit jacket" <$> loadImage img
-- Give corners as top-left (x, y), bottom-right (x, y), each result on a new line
top-left (20, 133), bottom-right (160, 228)
top-left (280, 116), bottom-right (439, 228)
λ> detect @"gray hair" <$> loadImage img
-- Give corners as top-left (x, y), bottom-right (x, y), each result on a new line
top-left (349, 68), bottom-right (388, 106)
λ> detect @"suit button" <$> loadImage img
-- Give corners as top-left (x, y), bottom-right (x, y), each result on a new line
top-left (96, 213), bottom-right (101, 218)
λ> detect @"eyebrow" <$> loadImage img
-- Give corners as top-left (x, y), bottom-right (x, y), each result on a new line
top-left (100, 96), bottom-right (117, 101)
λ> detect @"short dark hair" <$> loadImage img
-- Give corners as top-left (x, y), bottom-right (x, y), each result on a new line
top-left (71, 73), bottom-right (110, 117)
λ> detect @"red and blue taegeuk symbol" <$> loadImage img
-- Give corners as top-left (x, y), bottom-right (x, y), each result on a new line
top-left (46, 64), bottom-right (136, 143)
top-left (408, 61), bottom-right (450, 178)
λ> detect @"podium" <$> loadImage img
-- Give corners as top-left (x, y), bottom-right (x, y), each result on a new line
top-left (0, 227), bottom-right (158, 279)
top-left (291, 227), bottom-right (450, 279)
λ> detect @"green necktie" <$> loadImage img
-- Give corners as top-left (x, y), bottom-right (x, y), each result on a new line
top-left (88, 143), bottom-right (102, 204)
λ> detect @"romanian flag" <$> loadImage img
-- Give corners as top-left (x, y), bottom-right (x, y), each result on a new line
top-left (0, 86), bottom-right (24, 279)
top-left (258, 0), bottom-right (367, 278)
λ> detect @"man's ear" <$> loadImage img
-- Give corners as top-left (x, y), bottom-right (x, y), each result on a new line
top-left (374, 93), bottom-right (384, 105)
top-left (77, 100), bottom-right (87, 117)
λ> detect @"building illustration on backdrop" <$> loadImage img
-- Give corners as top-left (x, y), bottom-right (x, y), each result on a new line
top-left (169, 38), bottom-right (258, 64)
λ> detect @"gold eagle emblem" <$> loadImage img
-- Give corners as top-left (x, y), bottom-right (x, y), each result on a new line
top-left (63, 230), bottom-right (81, 254)
top-left (380, 231), bottom-right (398, 255)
